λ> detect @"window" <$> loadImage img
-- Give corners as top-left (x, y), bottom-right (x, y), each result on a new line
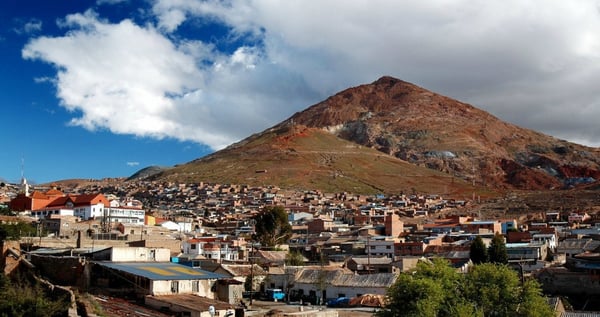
top-left (191, 244), bottom-right (197, 250)
top-left (338, 293), bottom-right (345, 298)
top-left (171, 281), bottom-right (179, 293)
top-left (192, 281), bottom-right (199, 292)
top-left (386, 245), bottom-right (391, 249)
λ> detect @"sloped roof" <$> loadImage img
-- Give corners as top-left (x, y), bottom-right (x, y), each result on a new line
top-left (31, 191), bottom-right (49, 199)
top-left (45, 188), bottom-right (64, 196)
top-left (558, 239), bottom-right (600, 252)
top-left (294, 268), bottom-right (397, 288)
top-left (97, 262), bottom-right (225, 280)
top-left (348, 256), bottom-right (392, 265)
top-left (220, 264), bottom-right (267, 277)
top-left (44, 196), bottom-right (74, 208)
top-left (560, 312), bottom-right (600, 317)
top-left (73, 193), bottom-right (106, 206)
top-left (256, 250), bottom-right (287, 264)
top-left (150, 294), bottom-right (233, 311)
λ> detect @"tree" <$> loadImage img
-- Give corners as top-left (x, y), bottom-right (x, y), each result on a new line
top-left (0, 222), bottom-right (37, 241)
top-left (464, 264), bottom-right (520, 317)
top-left (378, 259), bottom-right (466, 317)
top-left (470, 236), bottom-right (488, 264)
top-left (0, 275), bottom-right (69, 317)
top-left (488, 233), bottom-right (508, 264)
top-left (379, 261), bottom-right (553, 317)
top-left (285, 250), bottom-right (305, 266)
top-left (252, 206), bottom-right (292, 248)
top-left (517, 279), bottom-right (556, 317)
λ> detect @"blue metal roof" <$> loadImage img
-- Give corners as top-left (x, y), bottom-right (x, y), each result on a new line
top-left (97, 262), bottom-right (226, 281)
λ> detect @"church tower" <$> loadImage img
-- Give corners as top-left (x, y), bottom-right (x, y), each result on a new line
top-left (20, 157), bottom-right (29, 197)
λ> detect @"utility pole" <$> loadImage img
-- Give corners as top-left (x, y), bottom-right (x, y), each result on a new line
top-left (249, 242), bottom-right (255, 306)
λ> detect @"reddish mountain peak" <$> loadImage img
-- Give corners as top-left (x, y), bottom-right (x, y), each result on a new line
top-left (290, 76), bottom-right (488, 129)
top-left (285, 76), bottom-right (600, 190)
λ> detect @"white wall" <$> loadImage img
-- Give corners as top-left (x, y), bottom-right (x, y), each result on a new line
top-left (110, 247), bottom-right (171, 262)
top-left (150, 279), bottom-right (214, 297)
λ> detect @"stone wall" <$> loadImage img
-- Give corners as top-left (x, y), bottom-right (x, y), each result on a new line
top-left (29, 254), bottom-right (87, 287)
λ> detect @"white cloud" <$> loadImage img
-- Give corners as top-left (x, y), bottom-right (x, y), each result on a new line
top-left (22, 1), bottom-right (600, 150)
top-left (14, 18), bottom-right (42, 35)
top-left (126, 161), bottom-right (139, 167)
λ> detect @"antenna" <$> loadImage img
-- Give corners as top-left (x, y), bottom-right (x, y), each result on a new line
top-left (21, 156), bottom-right (25, 181)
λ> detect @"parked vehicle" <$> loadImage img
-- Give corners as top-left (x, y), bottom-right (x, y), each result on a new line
top-left (264, 289), bottom-right (285, 302)
top-left (326, 297), bottom-right (350, 308)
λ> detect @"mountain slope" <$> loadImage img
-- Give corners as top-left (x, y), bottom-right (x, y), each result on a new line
top-left (285, 76), bottom-right (600, 190)
top-left (153, 124), bottom-right (479, 195)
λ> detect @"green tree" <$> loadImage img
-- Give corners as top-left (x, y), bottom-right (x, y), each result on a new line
top-left (517, 279), bottom-right (555, 317)
top-left (378, 259), bottom-right (466, 317)
top-left (464, 264), bottom-right (520, 317)
top-left (379, 261), bottom-right (553, 317)
top-left (0, 276), bottom-right (69, 317)
top-left (0, 222), bottom-right (37, 240)
top-left (470, 236), bottom-right (488, 264)
top-left (252, 206), bottom-right (292, 248)
top-left (285, 250), bottom-right (305, 266)
top-left (488, 233), bottom-right (508, 264)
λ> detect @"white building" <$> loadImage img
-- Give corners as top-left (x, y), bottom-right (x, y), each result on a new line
top-left (366, 238), bottom-right (396, 258)
top-left (532, 233), bottom-right (557, 252)
top-left (105, 206), bottom-right (145, 224)
top-left (31, 193), bottom-right (109, 220)
top-left (92, 247), bottom-right (171, 262)
top-left (290, 268), bottom-right (398, 301)
top-left (182, 238), bottom-right (240, 262)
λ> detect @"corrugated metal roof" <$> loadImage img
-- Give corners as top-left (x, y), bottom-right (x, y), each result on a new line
top-left (561, 312), bottom-right (600, 317)
top-left (294, 268), bottom-right (398, 288)
top-left (97, 262), bottom-right (225, 280)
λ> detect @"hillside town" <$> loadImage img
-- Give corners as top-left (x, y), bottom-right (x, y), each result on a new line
top-left (1, 177), bottom-right (600, 316)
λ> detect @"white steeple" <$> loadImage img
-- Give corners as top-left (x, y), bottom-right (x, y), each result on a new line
top-left (20, 157), bottom-right (29, 196)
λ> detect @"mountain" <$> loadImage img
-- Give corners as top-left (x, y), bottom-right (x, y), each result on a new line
top-left (150, 76), bottom-right (600, 193)
top-left (127, 166), bottom-right (171, 181)
top-left (286, 76), bottom-right (600, 190)
top-left (150, 124), bottom-right (479, 195)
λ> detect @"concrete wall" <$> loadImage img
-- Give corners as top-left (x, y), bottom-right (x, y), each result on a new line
top-left (150, 279), bottom-right (215, 297)
top-left (110, 247), bottom-right (171, 262)
top-left (29, 254), bottom-right (86, 287)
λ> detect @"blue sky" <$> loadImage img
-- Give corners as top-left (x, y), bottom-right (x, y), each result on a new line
top-left (2, 1), bottom-right (600, 184)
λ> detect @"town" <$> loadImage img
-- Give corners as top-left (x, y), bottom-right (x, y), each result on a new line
top-left (0, 178), bottom-right (598, 316)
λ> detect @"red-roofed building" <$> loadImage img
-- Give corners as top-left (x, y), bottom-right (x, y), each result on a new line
top-left (29, 193), bottom-right (146, 224)
top-left (9, 186), bottom-right (66, 212)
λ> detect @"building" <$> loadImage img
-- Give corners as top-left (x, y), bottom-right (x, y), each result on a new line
top-left (30, 193), bottom-right (109, 220)
top-left (365, 238), bottom-right (396, 258)
top-left (92, 261), bottom-right (225, 297)
top-left (103, 206), bottom-right (145, 224)
top-left (182, 237), bottom-right (241, 262)
top-left (290, 268), bottom-right (397, 304)
top-left (9, 188), bottom-right (65, 212)
top-left (506, 243), bottom-right (547, 263)
top-left (384, 213), bottom-right (404, 237)
top-left (462, 220), bottom-right (502, 234)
